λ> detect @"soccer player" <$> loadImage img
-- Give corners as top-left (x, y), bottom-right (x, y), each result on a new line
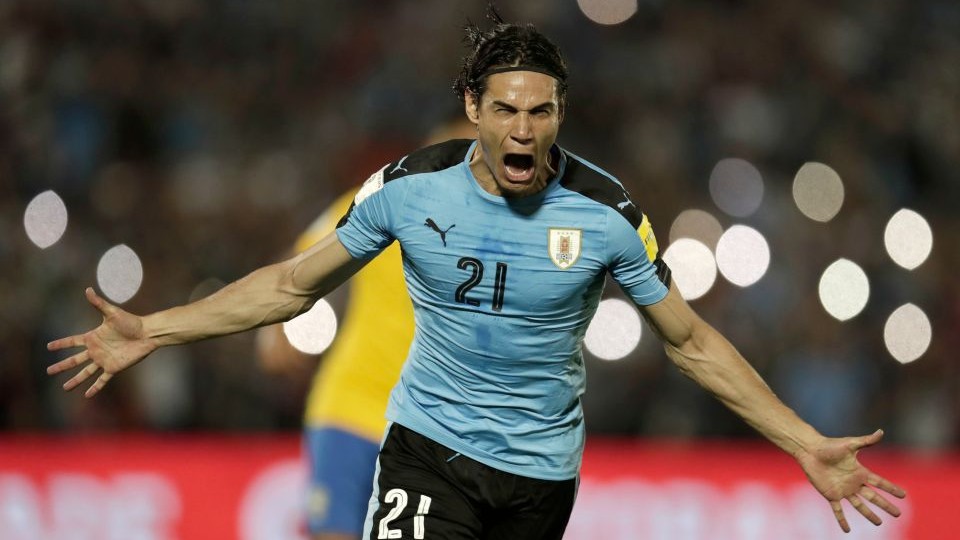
top-left (48, 11), bottom-right (905, 540)
top-left (256, 118), bottom-right (476, 540)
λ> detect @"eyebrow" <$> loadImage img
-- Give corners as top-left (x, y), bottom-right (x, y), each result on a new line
top-left (490, 100), bottom-right (556, 112)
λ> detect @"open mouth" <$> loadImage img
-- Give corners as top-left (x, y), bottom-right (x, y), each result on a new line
top-left (503, 153), bottom-right (535, 182)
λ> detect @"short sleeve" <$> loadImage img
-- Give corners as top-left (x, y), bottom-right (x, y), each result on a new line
top-left (607, 211), bottom-right (671, 306)
top-left (335, 165), bottom-right (404, 260)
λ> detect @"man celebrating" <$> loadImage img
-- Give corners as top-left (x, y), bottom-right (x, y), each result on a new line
top-left (49, 10), bottom-right (905, 539)
top-left (254, 116), bottom-right (477, 540)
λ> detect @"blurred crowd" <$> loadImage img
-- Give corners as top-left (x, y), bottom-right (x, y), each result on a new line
top-left (2, 0), bottom-right (957, 449)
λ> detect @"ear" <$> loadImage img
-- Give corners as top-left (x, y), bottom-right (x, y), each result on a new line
top-left (464, 92), bottom-right (480, 125)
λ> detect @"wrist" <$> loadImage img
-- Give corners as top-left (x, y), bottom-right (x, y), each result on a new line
top-left (788, 429), bottom-right (826, 462)
top-left (142, 311), bottom-right (179, 348)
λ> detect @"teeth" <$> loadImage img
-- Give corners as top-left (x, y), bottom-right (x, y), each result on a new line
top-left (505, 164), bottom-right (533, 181)
top-left (503, 153), bottom-right (535, 182)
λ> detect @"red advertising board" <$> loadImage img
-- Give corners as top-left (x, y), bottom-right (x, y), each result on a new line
top-left (0, 435), bottom-right (955, 539)
top-left (1, 435), bottom-right (305, 540)
top-left (569, 439), bottom-right (956, 540)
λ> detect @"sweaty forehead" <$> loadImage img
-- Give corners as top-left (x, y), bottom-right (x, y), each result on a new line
top-left (482, 71), bottom-right (559, 107)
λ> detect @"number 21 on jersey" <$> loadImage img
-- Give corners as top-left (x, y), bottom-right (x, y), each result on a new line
top-left (378, 488), bottom-right (432, 539)
top-left (455, 257), bottom-right (508, 312)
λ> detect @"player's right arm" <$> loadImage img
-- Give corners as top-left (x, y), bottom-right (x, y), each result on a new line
top-left (255, 192), bottom-right (356, 376)
top-left (47, 233), bottom-right (367, 398)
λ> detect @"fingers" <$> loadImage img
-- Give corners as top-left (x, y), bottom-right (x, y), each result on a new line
top-left (63, 362), bottom-right (99, 392)
top-left (84, 372), bottom-right (113, 399)
top-left (860, 486), bottom-right (901, 518)
top-left (847, 493), bottom-right (882, 526)
top-left (831, 491), bottom-right (898, 534)
top-left (48, 350), bottom-right (116, 398)
top-left (48, 288), bottom-right (109, 353)
top-left (831, 501), bottom-right (850, 533)
top-left (47, 334), bottom-right (85, 352)
top-left (868, 472), bottom-right (907, 499)
top-left (47, 350), bottom-right (89, 375)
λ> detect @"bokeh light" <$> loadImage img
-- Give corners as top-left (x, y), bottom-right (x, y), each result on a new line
top-left (818, 259), bottom-right (869, 321)
top-left (584, 298), bottom-right (642, 361)
top-left (715, 225), bottom-right (770, 287)
top-left (669, 209), bottom-right (724, 250)
top-left (662, 238), bottom-right (716, 301)
top-left (96, 244), bottom-right (144, 304)
top-left (709, 158), bottom-right (764, 218)
top-left (884, 303), bottom-right (932, 364)
top-left (577, 0), bottom-right (637, 26)
top-left (793, 162), bottom-right (844, 222)
top-left (283, 299), bottom-right (338, 355)
top-left (23, 190), bottom-right (68, 249)
top-left (884, 209), bottom-right (933, 270)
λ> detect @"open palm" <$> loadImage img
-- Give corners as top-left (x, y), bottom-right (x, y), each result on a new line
top-left (798, 430), bottom-right (906, 532)
top-left (47, 287), bottom-right (157, 398)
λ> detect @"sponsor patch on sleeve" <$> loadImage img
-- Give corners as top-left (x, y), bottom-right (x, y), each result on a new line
top-left (354, 165), bottom-right (387, 205)
top-left (637, 213), bottom-right (659, 263)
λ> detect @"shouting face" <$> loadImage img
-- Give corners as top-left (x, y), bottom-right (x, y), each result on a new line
top-left (465, 70), bottom-right (562, 198)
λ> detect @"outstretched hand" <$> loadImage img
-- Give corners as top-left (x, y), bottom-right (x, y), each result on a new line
top-left (47, 287), bottom-right (157, 398)
top-left (798, 429), bottom-right (906, 533)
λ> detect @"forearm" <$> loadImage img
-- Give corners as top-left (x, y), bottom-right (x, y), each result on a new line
top-left (143, 260), bottom-right (311, 347)
top-left (143, 232), bottom-right (362, 348)
top-left (665, 325), bottom-right (824, 459)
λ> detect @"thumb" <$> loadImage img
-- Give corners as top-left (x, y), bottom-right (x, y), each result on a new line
top-left (85, 287), bottom-right (115, 316)
top-left (852, 428), bottom-right (884, 451)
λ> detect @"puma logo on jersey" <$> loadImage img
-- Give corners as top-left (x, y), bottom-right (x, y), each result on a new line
top-left (424, 218), bottom-right (455, 247)
top-left (617, 199), bottom-right (633, 210)
top-left (390, 155), bottom-right (409, 174)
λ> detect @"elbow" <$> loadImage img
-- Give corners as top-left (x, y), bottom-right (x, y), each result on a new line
top-left (271, 258), bottom-right (315, 319)
top-left (663, 320), bottom-right (712, 374)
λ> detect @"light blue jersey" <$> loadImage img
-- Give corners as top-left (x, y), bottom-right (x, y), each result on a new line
top-left (336, 140), bottom-right (671, 480)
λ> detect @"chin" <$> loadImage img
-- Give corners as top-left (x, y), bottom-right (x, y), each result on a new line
top-left (500, 184), bottom-right (536, 198)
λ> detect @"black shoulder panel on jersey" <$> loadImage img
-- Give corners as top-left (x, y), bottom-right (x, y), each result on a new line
top-left (559, 154), bottom-right (643, 229)
top-left (381, 139), bottom-right (474, 183)
top-left (336, 139), bottom-right (474, 229)
top-left (654, 258), bottom-right (672, 288)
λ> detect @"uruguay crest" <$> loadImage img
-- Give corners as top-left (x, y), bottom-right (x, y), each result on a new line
top-left (548, 228), bottom-right (582, 269)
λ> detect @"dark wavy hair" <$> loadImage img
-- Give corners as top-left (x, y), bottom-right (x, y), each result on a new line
top-left (453, 6), bottom-right (569, 112)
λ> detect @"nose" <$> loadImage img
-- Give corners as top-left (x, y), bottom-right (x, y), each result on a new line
top-left (510, 112), bottom-right (533, 144)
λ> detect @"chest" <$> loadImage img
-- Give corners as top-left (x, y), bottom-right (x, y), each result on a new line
top-left (396, 195), bottom-right (607, 315)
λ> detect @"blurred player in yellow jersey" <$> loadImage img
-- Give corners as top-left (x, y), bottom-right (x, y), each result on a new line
top-left (256, 117), bottom-right (476, 540)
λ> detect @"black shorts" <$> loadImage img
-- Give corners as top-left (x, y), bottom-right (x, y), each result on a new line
top-left (363, 423), bottom-right (578, 540)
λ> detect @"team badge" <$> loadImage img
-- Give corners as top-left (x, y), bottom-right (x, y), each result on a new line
top-left (548, 228), bottom-right (582, 269)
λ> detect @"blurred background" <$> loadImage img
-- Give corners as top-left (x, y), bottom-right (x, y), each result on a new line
top-left (0, 0), bottom-right (960, 540)
top-left (1, 0), bottom-right (958, 537)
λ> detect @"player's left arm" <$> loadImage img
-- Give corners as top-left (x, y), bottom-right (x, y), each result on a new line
top-left (639, 284), bottom-right (906, 532)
